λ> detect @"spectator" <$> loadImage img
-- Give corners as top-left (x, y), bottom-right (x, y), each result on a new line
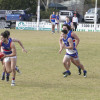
top-left (72, 14), bottom-right (78, 31)
top-left (73, 11), bottom-right (80, 18)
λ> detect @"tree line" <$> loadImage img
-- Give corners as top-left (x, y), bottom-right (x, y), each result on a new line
top-left (0, 0), bottom-right (37, 14)
top-left (0, 0), bottom-right (100, 19)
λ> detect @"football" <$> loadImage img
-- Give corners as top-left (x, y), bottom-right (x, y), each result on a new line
top-left (0, 52), bottom-right (4, 59)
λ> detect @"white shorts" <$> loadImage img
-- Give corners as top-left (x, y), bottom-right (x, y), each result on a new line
top-left (4, 56), bottom-right (17, 62)
top-left (51, 22), bottom-right (55, 25)
top-left (64, 54), bottom-right (79, 60)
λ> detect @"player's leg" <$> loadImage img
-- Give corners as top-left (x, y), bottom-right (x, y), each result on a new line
top-left (57, 23), bottom-right (59, 33)
top-left (74, 59), bottom-right (87, 77)
top-left (4, 58), bottom-right (11, 81)
top-left (71, 58), bottom-right (81, 75)
top-left (1, 63), bottom-right (20, 81)
top-left (15, 66), bottom-right (21, 73)
top-left (75, 23), bottom-right (77, 31)
top-left (10, 57), bottom-right (17, 86)
top-left (52, 23), bottom-right (55, 33)
top-left (62, 55), bottom-right (71, 77)
top-left (51, 23), bottom-right (54, 33)
top-left (1, 60), bottom-right (6, 80)
top-left (53, 24), bottom-right (55, 33)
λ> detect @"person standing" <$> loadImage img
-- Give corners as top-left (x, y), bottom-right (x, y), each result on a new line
top-left (55, 12), bottom-right (60, 33)
top-left (50, 12), bottom-right (56, 34)
top-left (72, 14), bottom-right (78, 31)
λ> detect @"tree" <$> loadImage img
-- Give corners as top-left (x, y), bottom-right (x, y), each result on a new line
top-left (0, 0), bottom-right (37, 14)
top-left (91, 0), bottom-right (100, 6)
top-left (41, 0), bottom-right (50, 11)
top-left (84, 0), bottom-right (100, 6)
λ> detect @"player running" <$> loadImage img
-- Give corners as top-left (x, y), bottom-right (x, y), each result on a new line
top-left (59, 29), bottom-right (87, 77)
top-left (60, 24), bottom-right (82, 75)
top-left (1, 30), bottom-right (27, 81)
top-left (0, 31), bottom-right (17, 86)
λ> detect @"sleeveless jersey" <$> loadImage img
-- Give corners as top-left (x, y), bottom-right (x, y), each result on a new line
top-left (62, 33), bottom-right (76, 54)
top-left (64, 21), bottom-right (71, 26)
top-left (56, 15), bottom-right (59, 20)
top-left (67, 30), bottom-right (75, 47)
top-left (51, 14), bottom-right (56, 22)
top-left (8, 38), bottom-right (12, 42)
top-left (1, 38), bottom-right (12, 55)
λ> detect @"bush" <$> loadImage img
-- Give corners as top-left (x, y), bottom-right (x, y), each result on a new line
top-left (40, 8), bottom-right (59, 19)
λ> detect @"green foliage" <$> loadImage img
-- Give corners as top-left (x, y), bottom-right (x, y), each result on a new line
top-left (91, 0), bottom-right (100, 4)
top-left (40, 8), bottom-right (59, 19)
top-left (84, 0), bottom-right (100, 5)
top-left (84, 0), bottom-right (92, 4)
top-left (0, 0), bottom-right (37, 14)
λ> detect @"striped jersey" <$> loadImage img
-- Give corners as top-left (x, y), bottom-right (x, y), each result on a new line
top-left (62, 31), bottom-right (76, 54)
top-left (1, 38), bottom-right (12, 55)
top-left (51, 14), bottom-right (56, 22)
top-left (67, 30), bottom-right (75, 47)
top-left (64, 21), bottom-right (71, 26)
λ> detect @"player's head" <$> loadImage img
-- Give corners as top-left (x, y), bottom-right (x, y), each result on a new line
top-left (4, 30), bottom-right (10, 38)
top-left (61, 30), bottom-right (68, 38)
top-left (66, 16), bottom-right (70, 22)
top-left (53, 11), bottom-right (55, 14)
top-left (62, 24), bottom-right (71, 31)
top-left (1, 32), bottom-right (8, 42)
top-left (56, 12), bottom-right (59, 15)
top-left (61, 30), bottom-right (68, 34)
top-left (74, 14), bottom-right (76, 17)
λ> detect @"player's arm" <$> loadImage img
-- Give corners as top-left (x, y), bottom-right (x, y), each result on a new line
top-left (59, 34), bottom-right (63, 49)
top-left (59, 35), bottom-right (64, 54)
top-left (71, 32), bottom-right (80, 48)
top-left (64, 38), bottom-right (73, 49)
top-left (50, 15), bottom-right (51, 23)
top-left (71, 22), bottom-right (74, 29)
top-left (5, 42), bottom-right (16, 57)
top-left (12, 38), bottom-right (27, 53)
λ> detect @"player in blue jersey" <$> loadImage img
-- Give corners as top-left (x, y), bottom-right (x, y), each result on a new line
top-left (64, 16), bottom-right (74, 30)
top-left (61, 24), bottom-right (82, 75)
top-left (1, 30), bottom-right (27, 82)
top-left (50, 12), bottom-right (56, 34)
top-left (55, 12), bottom-right (60, 33)
top-left (0, 32), bottom-right (17, 86)
top-left (59, 29), bottom-right (87, 77)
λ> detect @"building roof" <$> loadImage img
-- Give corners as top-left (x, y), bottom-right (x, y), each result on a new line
top-left (59, 0), bottom-right (81, 7)
top-left (48, 3), bottom-right (66, 8)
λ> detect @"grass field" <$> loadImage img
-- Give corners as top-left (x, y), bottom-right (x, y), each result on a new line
top-left (0, 29), bottom-right (100, 100)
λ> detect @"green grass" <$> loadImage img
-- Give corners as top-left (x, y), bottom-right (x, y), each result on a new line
top-left (0, 29), bottom-right (100, 100)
